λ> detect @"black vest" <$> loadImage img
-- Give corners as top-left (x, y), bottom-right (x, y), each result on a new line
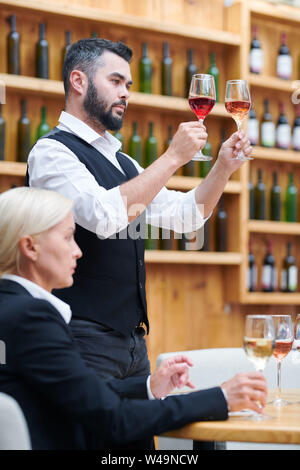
top-left (26, 129), bottom-right (148, 336)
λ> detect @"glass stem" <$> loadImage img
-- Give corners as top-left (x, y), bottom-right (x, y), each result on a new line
top-left (276, 360), bottom-right (282, 401)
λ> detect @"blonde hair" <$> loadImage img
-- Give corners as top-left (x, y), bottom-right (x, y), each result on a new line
top-left (0, 187), bottom-right (73, 275)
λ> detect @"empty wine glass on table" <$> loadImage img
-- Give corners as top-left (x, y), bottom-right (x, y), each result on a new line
top-left (225, 79), bottom-right (252, 161)
top-left (188, 74), bottom-right (216, 161)
top-left (271, 315), bottom-right (294, 407)
top-left (243, 315), bottom-right (275, 420)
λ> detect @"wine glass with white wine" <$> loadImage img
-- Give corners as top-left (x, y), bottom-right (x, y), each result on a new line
top-left (243, 315), bottom-right (275, 420)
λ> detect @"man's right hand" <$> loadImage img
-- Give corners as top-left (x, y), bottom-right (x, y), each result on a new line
top-left (165, 121), bottom-right (208, 168)
top-left (221, 372), bottom-right (268, 414)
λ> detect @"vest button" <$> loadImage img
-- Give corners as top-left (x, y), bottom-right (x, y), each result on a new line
top-left (139, 282), bottom-right (143, 289)
top-left (139, 260), bottom-right (143, 267)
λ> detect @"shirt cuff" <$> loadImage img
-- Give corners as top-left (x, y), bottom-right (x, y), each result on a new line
top-left (220, 387), bottom-right (230, 411)
top-left (147, 375), bottom-right (156, 400)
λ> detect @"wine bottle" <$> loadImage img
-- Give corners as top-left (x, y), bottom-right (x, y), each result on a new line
top-left (276, 101), bottom-right (291, 150)
top-left (277, 32), bottom-right (292, 80)
top-left (292, 104), bottom-right (300, 151)
top-left (261, 99), bottom-right (275, 148)
top-left (206, 52), bottom-right (219, 102)
top-left (185, 49), bottom-right (197, 98)
top-left (270, 171), bottom-right (281, 221)
top-left (281, 242), bottom-right (298, 292)
top-left (165, 125), bottom-right (173, 150)
top-left (139, 42), bottom-right (152, 94)
top-left (36, 106), bottom-right (51, 140)
top-left (199, 141), bottom-right (212, 177)
top-left (215, 196), bottom-right (227, 252)
top-left (248, 173), bottom-right (255, 219)
top-left (249, 25), bottom-right (263, 75)
top-left (285, 172), bottom-right (298, 222)
top-left (17, 99), bottom-right (31, 163)
top-left (145, 224), bottom-right (157, 250)
top-left (247, 240), bottom-right (257, 292)
top-left (62, 31), bottom-right (71, 77)
top-left (7, 14), bottom-right (20, 75)
top-left (160, 228), bottom-right (173, 251)
top-left (114, 130), bottom-right (123, 150)
top-left (162, 42), bottom-right (173, 96)
top-left (247, 106), bottom-right (259, 146)
top-left (262, 240), bottom-right (277, 292)
top-left (145, 122), bottom-right (157, 167)
top-left (183, 160), bottom-right (196, 177)
top-left (254, 168), bottom-right (266, 220)
top-left (128, 122), bottom-right (142, 166)
top-left (0, 104), bottom-right (5, 161)
top-left (36, 23), bottom-right (49, 79)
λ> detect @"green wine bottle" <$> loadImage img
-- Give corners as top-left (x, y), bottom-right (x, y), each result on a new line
top-left (7, 14), bottom-right (20, 75)
top-left (185, 49), bottom-right (197, 98)
top-left (0, 104), bottom-right (5, 161)
top-left (128, 122), bottom-right (142, 166)
top-left (36, 106), bottom-right (51, 140)
top-left (270, 171), bottom-right (281, 221)
top-left (285, 172), bottom-right (298, 222)
top-left (145, 122), bottom-right (157, 167)
top-left (199, 141), bottom-right (212, 177)
top-left (139, 42), bottom-right (152, 94)
top-left (206, 52), bottom-right (219, 102)
top-left (248, 175), bottom-right (255, 219)
top-left (254, 168), bottom-right (266, 220)
top-left (215, 195), bottom-right (227, 252)
top-left (17, 99), bottom-right (31, 163)
top-left (145, 224), bottom-right (157, 250)
top-left (162, 42), bottom-right (173, 96)
top-left (62, 31), bottom-right (71, 77)
top-left (114, 131), bottom-right (123, 150)
top-left (36, 23), bottom-right (49, 79)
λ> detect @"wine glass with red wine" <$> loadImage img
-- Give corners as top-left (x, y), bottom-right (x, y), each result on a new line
top-left (188, 74), bottom-right (216, 161)
top-left (225, 79), bottom-right (252, 161)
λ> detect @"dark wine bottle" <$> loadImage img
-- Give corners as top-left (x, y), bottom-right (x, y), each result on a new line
top-left (36, 23), bottom-right (49, 79)
top-left (249, 25), bottom-right (263, 74)
top-left (270, 171), bottom-right (281, 221)
top-left (261, 99), bottom-right (275, 148)
top-left (215, 196), bottom-right (227, 252)
top-left (281, 242), bottom-right (298, 292)
top-left (248, 174), bottom-right (255, 219)
top-left (0, 104), bottom-right (5, 161)
top-left (247, 240), bottom-right (257, 292)
top-left (36, 106), bottom-right (51, 140)
top-left (145, 122), bottom-right (157, 167)
top-left (162, 42), bottom-right (173, 96)
top-left (292, 104), bottom-right (300, 151)
top-left (277, 32), bottom-right (292, 80)
top-left (254, 168), bottom-right (266, 220)
top-left (139, 42), bottom-right (152, 94)
top-left (7, 14), bottom-right (20, 75)
top-left (276, 101), bottom-right (291, 150)
top-left (206, 52), bottom-right (219, 102)
top-left (285, 172), bottom-right (298, 222)
top-left (247, 106), bottom-right (259, 146)
top-left (199, 141), bottom-right (212, 177)
top-left (62, 31), bottom-right (71, 77)
top-left (128, 122), bottom-right (142, 166)
top-left (262, 240), bottom-right (277, 292)
top-left (17, 99), bottom-right (31, 163)
top-left (185, 49), bottom-right (197, 98)
top-left (145, 224), bottom-right (157, 250)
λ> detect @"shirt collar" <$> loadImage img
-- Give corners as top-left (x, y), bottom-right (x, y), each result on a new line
top-left (58, 110), bottom-right (121, 153)
top-left (1, 274), bottom-right (72, 324)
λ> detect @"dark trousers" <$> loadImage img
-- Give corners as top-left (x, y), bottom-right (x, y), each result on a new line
top-left (69, 318), bottom-right (154, 450)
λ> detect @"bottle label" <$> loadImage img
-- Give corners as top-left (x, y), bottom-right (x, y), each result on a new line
top-left (247, 266), bottom-right (257, 290)
top-left (276, 123), bottom-right (291, 149)
top-left (292, 127), bottom-right (300, 151)
top-left (247, 118), bottom-right (259, 145)
top-left (289, 266), bottom-right (298, 291)
top-left (261, 122), bottom-right (275, 147)
top-left (277, 55), bottom-right (292, 80)
top-left (249, 49), bottom-right (263, 74)
top-left (262, 266), bottom-right (277, 289)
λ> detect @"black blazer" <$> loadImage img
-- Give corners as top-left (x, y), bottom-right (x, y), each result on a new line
top-left (0, 279), bottom-right (228, 450)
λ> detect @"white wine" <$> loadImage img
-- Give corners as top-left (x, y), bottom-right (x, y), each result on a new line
top-left (244, 337), bottom-right (274, 370)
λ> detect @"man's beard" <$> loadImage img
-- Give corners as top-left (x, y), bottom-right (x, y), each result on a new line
top-left (83, 78), bottom-right (125, 131)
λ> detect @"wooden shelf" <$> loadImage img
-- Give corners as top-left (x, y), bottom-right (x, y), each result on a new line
top-left (0, 73), bottom-right (230, 119)
top-left (0, 161), bottom-right (26, 177)
top-left (0, 0), bottom-right (241, 46)
top-left (248, 219), bottom-right (300, 236)
top-left (248, 0), bottom-right (300, 24)
top-left (252, 146), bottom-right (300, 164)
top-left (242, 292), bottom-right (300, 305)
top-left (248, 73), bottom-right (295, 93)
top-left (166, 176), bottom-right (241, 194)
top-left (145, 250), bottom-right (242, 265)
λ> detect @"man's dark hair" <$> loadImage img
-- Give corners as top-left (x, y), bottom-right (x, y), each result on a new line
top-left (63, 38), bottom-right (133, 98)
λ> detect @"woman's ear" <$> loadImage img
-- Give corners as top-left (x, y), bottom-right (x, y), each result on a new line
top-left (18, 235), bottom-right (39, 262)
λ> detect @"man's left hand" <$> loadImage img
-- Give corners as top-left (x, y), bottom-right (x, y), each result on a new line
top-left (150, 355), bottom-right (195, 399)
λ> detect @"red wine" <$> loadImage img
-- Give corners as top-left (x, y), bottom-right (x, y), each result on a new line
top-left (189, 96), bottom-right (216, 120)
top-left (225, 100), bottom-right (250, 121)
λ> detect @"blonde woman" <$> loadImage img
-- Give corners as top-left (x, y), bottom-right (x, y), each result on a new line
top-left (0, 187), bottom-right (267, 450)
